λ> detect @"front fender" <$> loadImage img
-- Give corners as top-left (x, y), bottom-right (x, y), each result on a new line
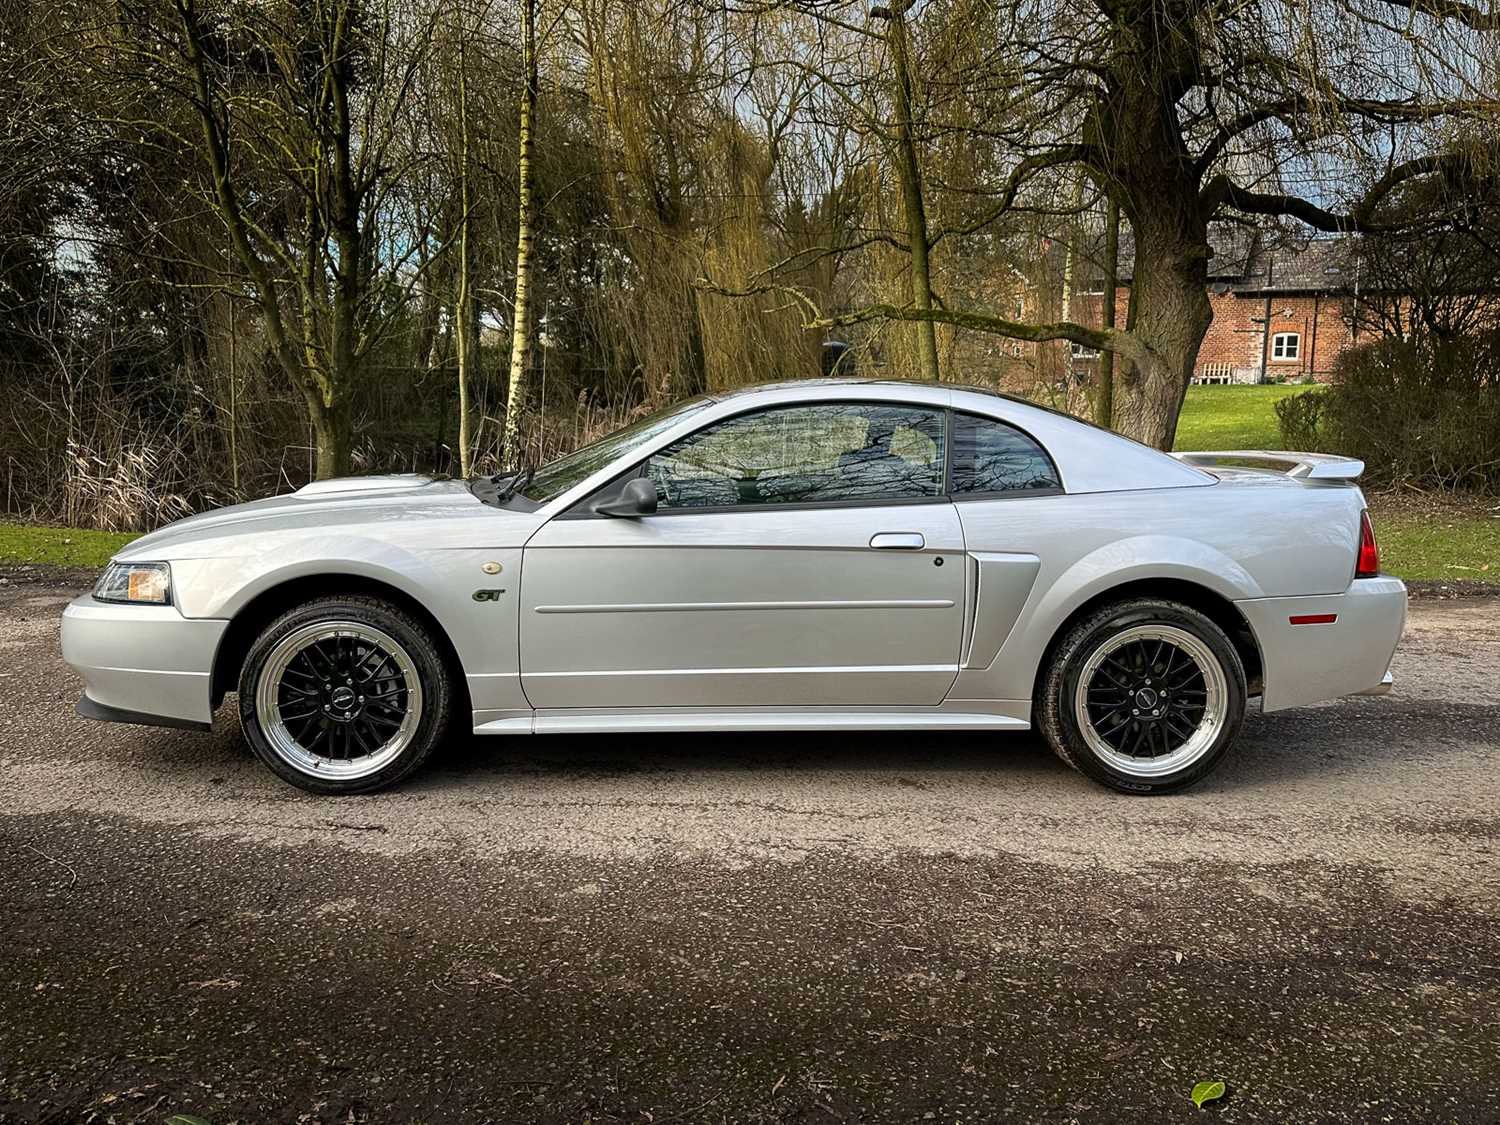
top-left (169, 541), bottom-right (442, 621)
top-left (168, 538), bottom-right (527, 716)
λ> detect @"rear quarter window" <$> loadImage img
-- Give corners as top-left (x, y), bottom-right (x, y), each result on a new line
top-left (950, 412), bottom-right (1061, 495)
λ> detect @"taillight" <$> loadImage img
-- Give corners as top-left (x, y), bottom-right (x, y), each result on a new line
top-left (1356, 510), bottom-right (1380, 578)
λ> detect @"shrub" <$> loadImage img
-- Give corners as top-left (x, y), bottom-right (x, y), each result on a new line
top-left (1276, 333), bottom-right (1500, 492)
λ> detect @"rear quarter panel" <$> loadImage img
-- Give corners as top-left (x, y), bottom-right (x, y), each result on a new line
top-left (950, 477), bottom-right (1365, 704)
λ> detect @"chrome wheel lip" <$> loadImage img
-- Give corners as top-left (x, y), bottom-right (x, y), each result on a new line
top-left (254, 620), bottom-right (423, 781)
top-left (1073, 623), bottom-right (1227, 779)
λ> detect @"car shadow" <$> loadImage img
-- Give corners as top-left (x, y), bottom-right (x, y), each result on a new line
top-left (410, 692), bottom-right (1484, 796)
top-left (95, 690), bottom-right (1478, 799)
top-left (428, 724), bottom-right (1063, 783)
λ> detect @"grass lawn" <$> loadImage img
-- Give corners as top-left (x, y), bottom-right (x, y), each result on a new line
top-left (0, 523), bottom-right (139, 570)
top-left (1172, 383), bottom-right (1315, 452)
top-left (1365, 495), bottom-right (1500, 584)
top-left (1173, 384), bottom-right (1498, 584)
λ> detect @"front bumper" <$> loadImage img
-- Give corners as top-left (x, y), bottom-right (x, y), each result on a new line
top-left (61, 595), bottom-right (228, 729)
top-left (1236, 575), bottom-right (1407, 713)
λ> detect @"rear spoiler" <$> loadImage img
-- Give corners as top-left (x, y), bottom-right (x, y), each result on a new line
top-left (1170, 450), bottom-right (1365, 481)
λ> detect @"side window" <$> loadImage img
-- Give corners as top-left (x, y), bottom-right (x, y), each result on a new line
top-left (646, 402), bottom-right (946, 510)
top-left (950, 412), bottom-right (1060, 495)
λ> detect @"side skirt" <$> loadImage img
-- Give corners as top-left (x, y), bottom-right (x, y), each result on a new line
top-left (471, 702), bottom-right (1031, 737)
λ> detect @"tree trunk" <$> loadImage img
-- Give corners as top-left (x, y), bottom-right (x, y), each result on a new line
top-left (882, 8), bottom-right (940, 382)
top-left (1112, 232), bottom-right (1213, 450)
top-left (501, 0), bottom-right (538, 469)
top-left (1095, 199), bottom-right (1120, 429)
top-left (306, 389), bottom-right (353, 479)
top-left (454, 32), bottom-right (473, 477)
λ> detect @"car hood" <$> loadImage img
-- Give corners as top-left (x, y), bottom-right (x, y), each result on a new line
top-left (115, 475), bottom-right (512, 561)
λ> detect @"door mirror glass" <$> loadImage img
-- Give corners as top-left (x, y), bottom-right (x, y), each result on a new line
top-left (592, 475), bottom-right (659, 518)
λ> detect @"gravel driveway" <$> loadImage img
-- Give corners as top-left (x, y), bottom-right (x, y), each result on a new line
top-left (2, 578), bottom-right (1497, 1123)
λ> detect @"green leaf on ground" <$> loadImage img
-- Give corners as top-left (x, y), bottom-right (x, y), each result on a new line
top-left (165, 1115), bottom-right (213, 1125)
top-left (1190, 1080), bottom-right (1226, 1108)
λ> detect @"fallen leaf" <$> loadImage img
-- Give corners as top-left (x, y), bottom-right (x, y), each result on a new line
top-left (1190, 1080), bottom-right (1226, 1108)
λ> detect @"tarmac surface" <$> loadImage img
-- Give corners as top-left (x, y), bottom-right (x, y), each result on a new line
top-left (2, 576), bottom-right (1497, 1123)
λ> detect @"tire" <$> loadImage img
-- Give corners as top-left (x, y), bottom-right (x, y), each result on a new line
top-left (237, 595), bottom-right (453, 795)
top-left (1036, 598), bottom-right (1246, 795)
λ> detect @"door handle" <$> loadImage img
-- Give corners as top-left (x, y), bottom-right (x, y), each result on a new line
top-left (869, 532), bottom-right (925, 550)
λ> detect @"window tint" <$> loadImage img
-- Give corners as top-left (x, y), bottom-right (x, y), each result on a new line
top-left (647, 402), bottom-right (945, 510)
top-left (950, 412), bottom-right (1060, 495)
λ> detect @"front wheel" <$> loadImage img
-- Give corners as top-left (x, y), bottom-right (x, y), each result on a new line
top-left (1036, 598), bottom-right (1246, 794)
top-left (238, 595), bottom-right (453, 795)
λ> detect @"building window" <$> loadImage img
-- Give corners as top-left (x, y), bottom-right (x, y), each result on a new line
top-left (1071, 342), bottom-right (1101, 359)
top-left (1271, 332), bottom-right (1301, 361)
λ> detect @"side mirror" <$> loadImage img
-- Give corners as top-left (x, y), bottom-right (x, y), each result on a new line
top-left (593, 476), bottom-right (659, 518)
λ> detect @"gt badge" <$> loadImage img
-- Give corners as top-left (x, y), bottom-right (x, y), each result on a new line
top-left (472, 588), bottom-right (507, 602)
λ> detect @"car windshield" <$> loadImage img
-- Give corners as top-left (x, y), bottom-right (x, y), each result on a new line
top-left (518, 396), bottom-right (713, 503)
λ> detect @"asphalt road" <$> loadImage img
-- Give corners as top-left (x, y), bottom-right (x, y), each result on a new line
top-left (2, 576), bottom-right (1498, 1124)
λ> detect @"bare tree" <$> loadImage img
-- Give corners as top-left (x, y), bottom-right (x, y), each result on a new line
top-left (80, 0), bottom-right (450, 478)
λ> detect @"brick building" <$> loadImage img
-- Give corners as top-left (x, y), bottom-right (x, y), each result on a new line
top-left (834, 229), bottom-right (1399, 391)
top-left (1069, 230), bottom-right (1365, 385)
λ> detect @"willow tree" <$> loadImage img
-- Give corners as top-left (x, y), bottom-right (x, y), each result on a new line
top-left (718, 0), bottom-right (1499, 448)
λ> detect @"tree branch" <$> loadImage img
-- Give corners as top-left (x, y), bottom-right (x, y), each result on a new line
top-left (693, 277), bottom-right (1155, 368)
top-left (1371, 0), bottom-right (1500, 30)
top-left (1201, 153), bottom-right (1475, 231)
top-left (930, 145), bottom-right (1096, 246)
top-left (1196, 96), bottom-right (1499, 175)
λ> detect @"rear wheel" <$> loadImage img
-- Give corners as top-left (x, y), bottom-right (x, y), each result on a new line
top-left (238, 596), bottom-right (452, 794)
top-left (1037, 598), bottom-right (1246, 794)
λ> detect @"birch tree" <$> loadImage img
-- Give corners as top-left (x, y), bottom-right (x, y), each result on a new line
top-left (454, 10), bottom-right (476, 477)
top-left (500, 0), bottom-right (539, 467)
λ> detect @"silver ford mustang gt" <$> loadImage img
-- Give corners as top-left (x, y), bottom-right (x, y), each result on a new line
top-left (62, 379), bottom-right (1405, 796)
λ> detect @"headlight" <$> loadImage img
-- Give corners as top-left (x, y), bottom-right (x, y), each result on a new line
top-left (94, 561), bottom-right (172, 605)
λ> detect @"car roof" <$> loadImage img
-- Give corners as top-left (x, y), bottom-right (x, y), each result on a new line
top-left (712, 378), bottom-right (1103, 429)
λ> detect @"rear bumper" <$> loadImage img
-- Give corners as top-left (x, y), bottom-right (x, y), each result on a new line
top-left (1237, 576), bottom-right (1406, 712)
top-left (61, 595), bottom-right (227, 728)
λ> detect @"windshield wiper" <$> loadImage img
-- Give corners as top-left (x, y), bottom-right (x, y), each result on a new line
top-left (496, 460), bottom-right (535, 502)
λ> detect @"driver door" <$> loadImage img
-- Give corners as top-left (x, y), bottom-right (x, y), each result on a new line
top-left (519, 400), bottom-right (966, 710)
